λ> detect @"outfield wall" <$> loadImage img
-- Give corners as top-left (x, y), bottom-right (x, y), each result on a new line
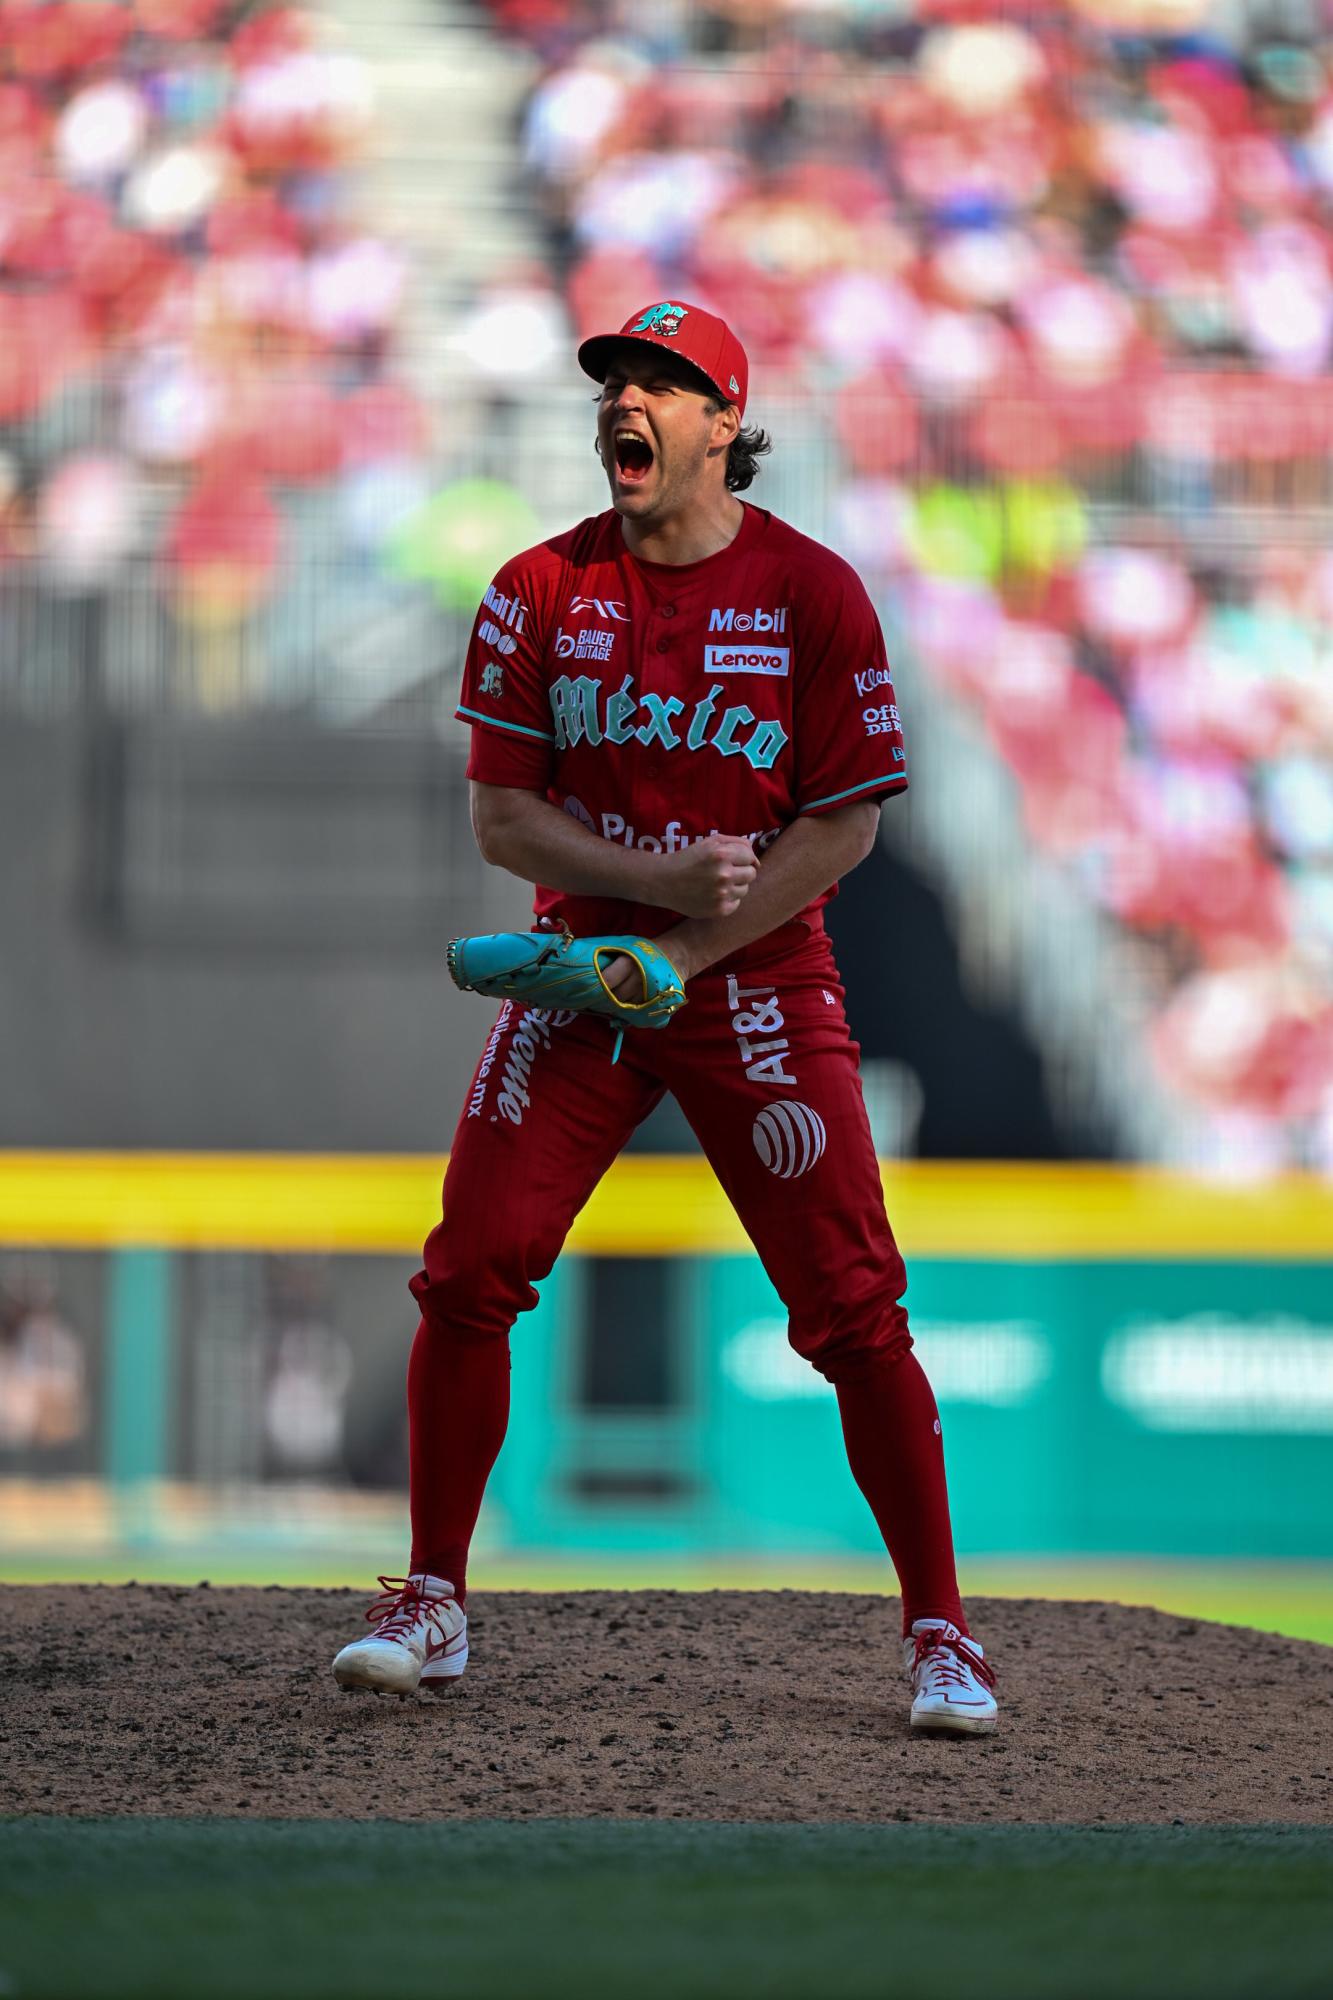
top-left (1, 1155), bottom-right (1331, 1561)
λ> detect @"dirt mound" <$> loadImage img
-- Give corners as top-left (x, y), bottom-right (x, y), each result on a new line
top-left (2, 1586), bottom-right (1330, 1823)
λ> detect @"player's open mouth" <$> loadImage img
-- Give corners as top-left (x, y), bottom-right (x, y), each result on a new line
top-left (613, 430), bottom-right (655, 485)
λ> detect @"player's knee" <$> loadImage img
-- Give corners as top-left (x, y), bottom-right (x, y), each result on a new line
top-left (410, 1198), bottom-right (561, 1341)
top-left (408, 1252), bottom-right (533, 1344)
top-left (792, 1298), bottom-right (913, 1383)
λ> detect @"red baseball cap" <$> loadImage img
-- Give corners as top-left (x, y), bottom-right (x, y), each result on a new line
top-left (578, 301), bottom-right (748, 418)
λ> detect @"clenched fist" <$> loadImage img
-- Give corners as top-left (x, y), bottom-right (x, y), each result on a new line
top-left (661, 833), bottom-right (760, 919)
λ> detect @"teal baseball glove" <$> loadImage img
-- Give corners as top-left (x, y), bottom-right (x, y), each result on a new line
top-left (447, 925), bottom-right (687, 1059)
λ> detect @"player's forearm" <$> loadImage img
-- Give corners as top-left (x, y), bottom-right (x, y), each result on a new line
top-left (662, 803), bottom-right (879, 979)
top-left (470, 783), bottom-right (682, 906)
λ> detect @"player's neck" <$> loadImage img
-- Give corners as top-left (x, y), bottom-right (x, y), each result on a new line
top-left (617, 492), bottom-right (745, 567)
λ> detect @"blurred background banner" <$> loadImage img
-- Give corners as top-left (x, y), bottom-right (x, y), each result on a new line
top-left (2, 0), bottom-right (1331, 1616)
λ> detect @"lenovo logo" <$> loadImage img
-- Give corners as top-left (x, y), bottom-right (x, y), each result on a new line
top-left (703, 644), bottom-right (790, 677)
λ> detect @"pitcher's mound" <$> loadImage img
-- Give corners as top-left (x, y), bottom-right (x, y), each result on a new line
top-left (4, 1586), bottom-right (1330, 1823)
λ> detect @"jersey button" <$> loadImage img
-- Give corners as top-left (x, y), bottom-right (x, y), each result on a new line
top-left (661, 604), bottom-right (676, 617)
top-left (656, 637), bottom-right (670, 653)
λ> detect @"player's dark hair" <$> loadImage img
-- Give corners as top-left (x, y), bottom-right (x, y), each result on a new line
top-left (705, 397), bottom-right (773, 492)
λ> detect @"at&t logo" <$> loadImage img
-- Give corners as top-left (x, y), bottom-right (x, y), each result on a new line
top-left (752, 1101), bottom-right (827, 1179)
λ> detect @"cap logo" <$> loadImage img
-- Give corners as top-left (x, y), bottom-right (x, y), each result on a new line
top-left (631, 302), bottom-right (689, 338)
top-left (729, 375), bottom-right (739, 395)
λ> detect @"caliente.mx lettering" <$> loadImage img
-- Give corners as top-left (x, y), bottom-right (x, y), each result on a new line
top-left (496, 1007), bottom-right (574, 1126)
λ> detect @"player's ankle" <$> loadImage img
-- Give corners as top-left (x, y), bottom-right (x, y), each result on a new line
top-left (410, 1561), bottom-right (466, 1607)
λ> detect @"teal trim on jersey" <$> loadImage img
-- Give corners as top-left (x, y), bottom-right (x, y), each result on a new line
top-left (456, 706), bottom-right (555, 744)
top-left (799, 772), bottom-right (907, 812)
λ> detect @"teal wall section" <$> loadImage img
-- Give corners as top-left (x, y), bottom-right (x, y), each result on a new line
top-left (495, 1254), bottom-right (1333, 1559)
top-left (102, 1247), bottom-right (174, 1544)
top-left (70, 1239), bottom-right (1333, 1560)
top-left (495, 1261), bottom-right (719, 1552)
top-left (104, 1248), bottom-right (173, 1488)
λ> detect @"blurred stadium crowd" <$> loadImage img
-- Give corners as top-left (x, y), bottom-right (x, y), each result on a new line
top-left (0, 0), bottom-right (428, 630)
top-left (3, 0), bottom-right (1333, 1167)
top-left (485, 0), bottom-right (1333, 1171)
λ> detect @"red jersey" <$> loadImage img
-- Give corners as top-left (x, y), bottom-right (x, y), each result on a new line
top-left (456, 503), bottom-right (907, 943)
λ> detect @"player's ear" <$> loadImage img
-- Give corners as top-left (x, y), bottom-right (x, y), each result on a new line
top-left (709, 401), bottom-right (741, 452)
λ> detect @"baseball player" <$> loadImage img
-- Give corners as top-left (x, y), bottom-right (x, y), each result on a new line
top-left (332, 302), bottom-right (998, 1734)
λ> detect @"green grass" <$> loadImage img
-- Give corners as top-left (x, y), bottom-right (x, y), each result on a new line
top-left (1, 1821), bottom-right (1329, 1999)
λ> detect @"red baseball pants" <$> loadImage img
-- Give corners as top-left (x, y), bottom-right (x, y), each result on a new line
top-left (407, 925), bottom-right (966, 1632)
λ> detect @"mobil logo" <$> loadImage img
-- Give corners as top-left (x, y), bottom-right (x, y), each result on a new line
top-left (708, 605), bottom-right (788, 634)
top-left (704, 643), bottom-right (790, 677)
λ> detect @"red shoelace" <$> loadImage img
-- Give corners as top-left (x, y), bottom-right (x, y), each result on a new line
top-left (363, 1575), bottom-right (451, 1640)
top-left (912, 1629), bottom-right (997, 1691)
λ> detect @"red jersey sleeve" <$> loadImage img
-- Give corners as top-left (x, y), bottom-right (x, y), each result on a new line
top-left (456, 557), bottom-right (555, 792)
top-left (793, 561), bottom-right (908, 815)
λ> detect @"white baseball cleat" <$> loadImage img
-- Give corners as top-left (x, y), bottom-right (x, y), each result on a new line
top-left (904, 1619), bottom-right (998, 1734)
top-left (332, 1573), bottom-right (468, 1695)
